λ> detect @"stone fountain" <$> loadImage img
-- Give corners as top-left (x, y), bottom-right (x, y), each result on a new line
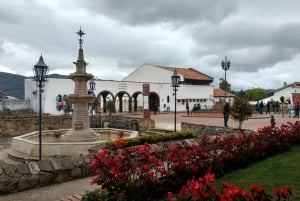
top-left (61, 27), bottom-right (98, 142)
top-left (8, 28), bottom-right (137, 161)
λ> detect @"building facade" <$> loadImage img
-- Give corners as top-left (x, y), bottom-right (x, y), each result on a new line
top-left (25, 64), bottom-right (220, 115)
top-left (260, 82), bottom-right (300, 106)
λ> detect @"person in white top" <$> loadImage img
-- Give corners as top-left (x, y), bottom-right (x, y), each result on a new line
top-left (287, 102), bottom-right (293, 118)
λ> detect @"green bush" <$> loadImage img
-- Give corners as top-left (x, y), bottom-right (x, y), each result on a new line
top-left (81, 189), bottom-right (114, 201)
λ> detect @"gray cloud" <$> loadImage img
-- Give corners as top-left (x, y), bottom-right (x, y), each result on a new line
top-left (77, 0), bottom-right (237, 25)
top-left (191, 21), bottom-right (300, 72)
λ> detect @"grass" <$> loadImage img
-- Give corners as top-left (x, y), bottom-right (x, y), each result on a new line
top-left (214, 145), bottom-right (300, 200)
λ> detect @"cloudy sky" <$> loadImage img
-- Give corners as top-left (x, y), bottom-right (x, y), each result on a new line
top-left (1, 0), bottom-right (300, 90)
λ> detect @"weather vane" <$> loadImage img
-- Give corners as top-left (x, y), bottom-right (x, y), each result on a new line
top-left (76, 27), bottom-right (86, 48)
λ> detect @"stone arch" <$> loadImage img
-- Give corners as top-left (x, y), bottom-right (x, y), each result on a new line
top-left (115, 91), bottom-right (131, 112)
top-left (131, 91), bottom-right (143, 112)
top-left (97, 90), bottom-right (114, 113)
top-left (149, 92), bottom-right (160, 112)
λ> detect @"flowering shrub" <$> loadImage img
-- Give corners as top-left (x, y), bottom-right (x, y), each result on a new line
top-left (90, 121), bottom-right (300, 200)
top-left (168, 172), bottom-right (292, 201)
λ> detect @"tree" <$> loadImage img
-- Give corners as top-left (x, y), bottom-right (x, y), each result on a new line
top-left (230, 96), bottom-right (253, 129)
top-left (106, 100), bottom-right (115, 116)
top-left (219, 79), bottom-right (231, 92)
top-left (244, 88), bottom-right (267, 101)
top-left (237, 89), bottom-right (246, 97)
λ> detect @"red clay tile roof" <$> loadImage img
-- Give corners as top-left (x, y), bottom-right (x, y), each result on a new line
top-left (214, 88), bottom-right (235, 97)
top-left (158, 66), bottom-right (213, 81)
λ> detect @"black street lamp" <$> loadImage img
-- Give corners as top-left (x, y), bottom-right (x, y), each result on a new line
top-left (33, 54), bottom-right (49, 161)
top-left (89, 77), bottom-right (96, 126)
top-left (221, 56), bottom-right (231, 102)
top-left (171, 69), bottom-right (180, 132)
top-left (89, 77), bottom-right (96, 93)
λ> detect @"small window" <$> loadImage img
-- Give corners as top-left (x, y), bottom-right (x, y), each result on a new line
top-left (167, 96), bottom-right (170, 103)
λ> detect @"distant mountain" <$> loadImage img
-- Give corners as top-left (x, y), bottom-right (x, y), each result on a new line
top-left (0, 72), bottom-right (68, 99)
top-left (0, 72), bottom-right (26, 99)
top-left (47, 74), bottom-right (68, 79)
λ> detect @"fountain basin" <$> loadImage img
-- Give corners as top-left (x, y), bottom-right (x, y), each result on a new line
top-left (8, 128), bottom-right (138, 161)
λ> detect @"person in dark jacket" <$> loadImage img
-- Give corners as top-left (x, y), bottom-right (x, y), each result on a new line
top-left (186, 101), bottom-right (190, 115)
top-left (294, 102), bottom-right (300, 118)
top-left (223, 102), bottom-right (230, 127)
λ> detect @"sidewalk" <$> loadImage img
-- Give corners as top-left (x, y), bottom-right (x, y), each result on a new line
top-left (0, 112), bottom-right (298, 201)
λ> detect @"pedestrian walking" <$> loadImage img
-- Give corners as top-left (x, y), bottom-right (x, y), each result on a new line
top-left (275, 101), bottom-right (280, 114)
top-left (223, 102), bottom-right (230, 127)
top-left (259, 101), bottom-right (264, 114)
top-left (270, 115), bottom-right (276, 128)
top-left (186, 101), bottom-right (190, 115)
top-left (294, 102), bottom-right (300, 118)
top-left (287, 101), bottom-right (293, 117)
top-left (280, 102), bottom-right (287, 118)
top-left (266, 101), bottom-right (271, 115)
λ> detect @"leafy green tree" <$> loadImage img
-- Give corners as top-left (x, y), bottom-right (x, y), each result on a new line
top-left (230, 96), bottom-right (253, 129)
top-left (244, 88), bottom-right (267, 101)
top-left (219, 79), bottom-right (231, 92)
top-left (237, 89), bottom-right (246, 97)
top-left (106, 100), bottom-right (115, 116)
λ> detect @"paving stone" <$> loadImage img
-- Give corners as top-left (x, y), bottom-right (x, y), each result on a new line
top-left (16, 163), bottom-right (31, 175)
top-left (39, 171), bottom-right (55, 184)
top-left (18, 175), bottom-right (39, 191)
top-left (0, 174), bottom-right (18, 193)
top-left (4, 165), bottom-right (16, 177)
top-left (70, 167), bottom-right (81, 178)
top-left (72, 154), bottom-right (85, 167)
top-left (37, 159), bottom-right (53, 172)
top-left (28, 161), bottom-right (40, 175)
top-left (50, 157), bottom-right (74, 170)
top-left (61, 157), bottom-right (74, 169)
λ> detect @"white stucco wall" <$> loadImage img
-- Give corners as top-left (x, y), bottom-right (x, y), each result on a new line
top-left (25, 77), bottom-right (215, 115)
top-left (122, 64), bottom-right (184, 83)
top-left (261, 86), bottom-right (300, 106)
top-left (25, 78), bottom-right (74, 115)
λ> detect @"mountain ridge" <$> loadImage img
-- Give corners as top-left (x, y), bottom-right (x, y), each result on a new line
top-left (0, 72), bottom-right (68, 99)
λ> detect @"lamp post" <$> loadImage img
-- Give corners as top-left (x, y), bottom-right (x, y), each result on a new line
top-left (221, 56), bottom-right (231, 103)
top-left (33, 54), bottom-right (49, 161)
top-left (171, 69), bottom-right (180, 132)
top-left (88, 77), bottom-right (96, 126)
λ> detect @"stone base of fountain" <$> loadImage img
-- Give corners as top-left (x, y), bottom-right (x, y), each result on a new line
top-left (61, 128), bottom-right (99, 142)
top-left (7, 128), bottom-right (138, 161)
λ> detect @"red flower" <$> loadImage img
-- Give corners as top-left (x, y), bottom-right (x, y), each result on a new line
top-left (249, 183), bottom-right (264, 193)
top-left (109, 167), bottom-right (118, 175)
top-left (90, 160), bottom-right (98, 168)
top-left (115, 138), bottom-right (125, 148)
top-left (204, 172), bottom-right (215, 183)
top-left (274, 186), bottom-right (292, 199)
top-left (98, 148), bottom-right (108, 159)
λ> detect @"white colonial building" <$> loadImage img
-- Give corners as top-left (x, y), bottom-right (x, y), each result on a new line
top-left (25, 63), bottom-right (228, 115)
top-left (260, 82), bottom-right (300, 105)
